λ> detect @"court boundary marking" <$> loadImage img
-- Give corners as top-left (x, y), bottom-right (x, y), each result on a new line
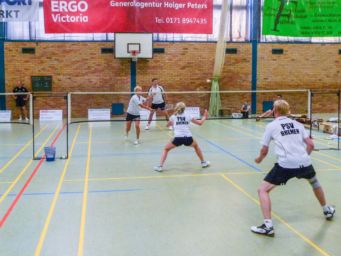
top-left (221, 174), bottom-right (331, 256)
top-left (213, 120), bottom-right (341, 169)
top-left (0, 125), bottom-right (59, 206)
top-left (0, 124), bottom-right (66, 228)
top-left (0, 125), bottom-right (48, 175)
top-left (77, 126), bottom-right (92, 256)
top-left (35, 124), bottom-right (81, 256)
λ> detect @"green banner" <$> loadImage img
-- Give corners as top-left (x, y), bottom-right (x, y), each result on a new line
top-left (262, 0), bottom-right (341, 37)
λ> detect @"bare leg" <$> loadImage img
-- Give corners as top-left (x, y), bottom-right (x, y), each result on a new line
top-left (135, 119), bottom-right (141, 140)
top-left (159, 142), bottom-right (176, 166)
top-left (147, 109), bottom-right (155, 125)
top-left (313, 187), bottom-right (327, 206)
top-left (125, 121), bottom-right (132, 136)
top-left (257, 181), bottom-right (276, 219)
top-left (190, 140), bottom-right (204, 161)
top-left (163, 109), bottom-right (169, 121)
top-left (21, 106), bottom-right (28, 119)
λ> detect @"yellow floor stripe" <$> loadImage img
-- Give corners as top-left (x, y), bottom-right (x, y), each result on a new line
top-left (35, 125), bottom-right (81, 256)
top-left (62, 167), bottom-right (341, 184)
top-left (0, 126), bottom-right (59, 205)
top-left (221, 174), bottom-right (331, 256)
top-left (77, 126), bottom-right (92, 256)
top-left (219, 121), bottom-right (341, 169)
top-left (0, 125), bottom-right (47, 174)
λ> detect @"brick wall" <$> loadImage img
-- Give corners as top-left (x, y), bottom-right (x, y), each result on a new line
top-left (5, 42), bottom-right (341, 118)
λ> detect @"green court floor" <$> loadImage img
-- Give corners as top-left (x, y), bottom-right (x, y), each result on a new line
top-left (0, 119), bottom-right (340, 256)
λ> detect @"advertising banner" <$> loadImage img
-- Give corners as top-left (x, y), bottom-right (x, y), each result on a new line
top-left (43, 0), bottom-right (212, 34)
top-left (263, 0), bottom-right (341, 37)
top-left (0, 0), bottom-right (39, 21)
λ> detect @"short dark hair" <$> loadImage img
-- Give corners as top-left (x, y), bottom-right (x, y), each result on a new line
top-left (152, 78), bottom-right (158, 82)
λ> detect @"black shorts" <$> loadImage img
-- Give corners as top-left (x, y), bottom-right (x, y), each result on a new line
top-left (172, 137), bottom-right (194, 147)
top-left (16, 98), bottom-right (26, 107)
top-left (151, 102), bottom-right (166, 110)
top-left (126, 113), bottom-right (140, 121)
top-left (264, 163), bottom-right (316, 186)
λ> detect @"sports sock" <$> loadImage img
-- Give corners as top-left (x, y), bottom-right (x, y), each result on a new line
top-left (264, 219), bottom-right (273, 228)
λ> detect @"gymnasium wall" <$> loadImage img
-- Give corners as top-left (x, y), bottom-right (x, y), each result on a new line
top-left (4, 42), bottom-right (341, 117)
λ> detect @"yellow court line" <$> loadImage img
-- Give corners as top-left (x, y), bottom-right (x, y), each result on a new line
top-left (0, 126), bottom-right (59, 205)
top-left (0, 125), bottom-right (48, 174)
top-left (311, 156), bottom-right (341, 169)
top-left (0, 181), bottom-right (13, 184)
top-left (315, 151), bottom-right (341, 163)
top-left (63, 166), bottom-right (341, 184)
top-left (77, 126), bottom-right (92, 256)
top-left (220, 174), bottom-right (331, 256)
top-left (219, 121), bottom-right (341, 169)
top-left (35, 125), bottom-right (81, 256)
top-left (213, 121), bottom-right (260, 139)
top-left (65, 172), bottom-right (224, 183)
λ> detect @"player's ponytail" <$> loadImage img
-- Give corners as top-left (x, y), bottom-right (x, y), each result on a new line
top-left (174, 102), bottom-right (186, 115)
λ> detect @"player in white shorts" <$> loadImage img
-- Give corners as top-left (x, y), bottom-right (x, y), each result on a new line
top-left (145, 78), bottom-right (171, 130)
top-left (125, 86), bottom-right (152, 145)
top-left (154, 102), bottom-right (210, 172)
top-left (251, 99), bottom-right (335, 237)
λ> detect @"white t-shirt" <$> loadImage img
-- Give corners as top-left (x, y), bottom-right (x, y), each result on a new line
top-left (127, 95), bottom-right (145, 116)
top-left (261, 116), bottom-right (312, 168)
top-left (170, 113), bottom-right (193, 137)
top-left (148, 85), bottom-right (165, 104)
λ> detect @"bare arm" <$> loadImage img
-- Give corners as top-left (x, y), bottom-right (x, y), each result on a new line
top-left (255, 146), bottom-right (269, 163)
top-left (139, 103), bottom-right (152, 111)
top-left (191, 109), bottom-right (208, 126)
top-left (304, 137), bottom-right (314, 155)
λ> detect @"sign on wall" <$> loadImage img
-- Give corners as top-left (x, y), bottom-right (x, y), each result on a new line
top-left (0, 110), bottom-right (11, 122)
top-left (262, 0), bottom-right (341, 37)
top-left (0, 0), bottom-right (39, 22)
top-left (40, 110), bottom-right (63, 121)
top-left (43, 0), bottom-right (212, 34)
top-left (88, 109), bottom-right (111, 121)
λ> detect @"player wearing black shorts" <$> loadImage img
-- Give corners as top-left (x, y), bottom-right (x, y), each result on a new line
top-left (125, 86), bottom-right (152, 145)
top-left (12, 81), bottom-right (29, 121)
top-left (145, 78), bottom-right (170, 130)
top-left (251, 99), bottom-right (335, 237)
top-left (154, 102), bottom-right (210, 172)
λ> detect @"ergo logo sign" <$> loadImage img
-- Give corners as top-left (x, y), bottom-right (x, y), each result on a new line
top-left (51, 0), bottom-right (88, 12)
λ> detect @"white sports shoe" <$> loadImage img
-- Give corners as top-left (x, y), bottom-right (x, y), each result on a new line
top-left (124, 135), bottom-right (128, 140)
top-left (154, 166), bottom-right (163, 172)
top-left (18, 116), bottom-right (22, 121)
top-left (134, 140), bottom-right (140, 145)
top-left (324, 205), bottom-right (335, 220)
top-left (201, 160), bottom-right (210, 168)
top-left (25, 117), bottom-right (29, 121)
top-left (145, 124), bottom-right (150, 130)
top-left (251, 223), bottom-right (275, 237)
top-left (168, 126), bottom-right (173, 130)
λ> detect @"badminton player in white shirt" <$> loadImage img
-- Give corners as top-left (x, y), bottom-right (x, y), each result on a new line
top-left (154, 102), bottom-right (210, 172)
top-left (125, 86), bottom-right (152, 145)
top-left (251, 99), bottom-right (335, 237)
top-left (145, 78), bottom-right (171, 130)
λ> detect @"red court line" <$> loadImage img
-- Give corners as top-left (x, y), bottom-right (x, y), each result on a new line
top-left (0, 124), bottom-right (67, 228)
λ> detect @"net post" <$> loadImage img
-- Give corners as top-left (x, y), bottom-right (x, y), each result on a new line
top-left (32, 94), bottom-right (36, 160)
top-left (307, 89), bottom-right (311, 118)
top-left (29, 93), bottom-right (33, 125)
top-left (336, 89), bottom-right (341, 150)
top-left (309, 90), bottom-right (313, 139)
top-left (65, 93), bottom-right (69, 159)
top-left (68, 92), bottom-right (71, 124)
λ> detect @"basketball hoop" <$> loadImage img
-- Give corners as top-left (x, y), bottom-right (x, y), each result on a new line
top-left (130, 50), bottom-right (140, 62)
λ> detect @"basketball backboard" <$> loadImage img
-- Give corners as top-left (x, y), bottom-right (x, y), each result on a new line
top-left (115, 33), bottom-right (153, 59)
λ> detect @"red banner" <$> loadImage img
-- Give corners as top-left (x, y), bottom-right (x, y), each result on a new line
top-left (43, 0), bottom-right (212, 34)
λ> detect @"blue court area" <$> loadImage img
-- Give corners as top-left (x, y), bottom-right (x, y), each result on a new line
top-left (0, 119), bottom-right (340, 256)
